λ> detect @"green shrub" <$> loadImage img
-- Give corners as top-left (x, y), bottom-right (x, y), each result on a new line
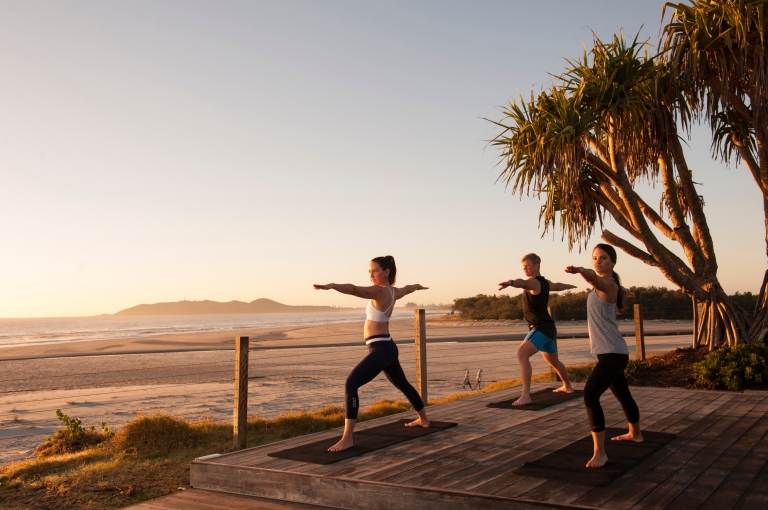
top-left (692, 342), bottom-right (768, 391)
top-left (34, 410), bottom-right (113, 458)
top-left (624, 358), bottom-right (645, 379)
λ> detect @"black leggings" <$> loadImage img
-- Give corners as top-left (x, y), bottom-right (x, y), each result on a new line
top-left (583, 353), bottom-right (640, 432)
top-left (345, 340), bottom-right (424, 420)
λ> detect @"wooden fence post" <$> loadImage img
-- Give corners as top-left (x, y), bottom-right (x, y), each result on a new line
top-left (414, 309), bottom-right (428, 403)
top-left (634, 304), bottom-right (646, 361)
top-left (233, 336), bottom-right (249, 449)
top-left (547, 306), bottom-right (560, 382)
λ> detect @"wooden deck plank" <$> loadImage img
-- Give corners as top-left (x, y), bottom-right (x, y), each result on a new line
top-left (734, 450), bottom-right (768, 510)
top-left (531, 392), bottom-right (710, 507)
top-left (242, 386), bottom-right (533, 472)
top-left (354, 411), bottom-right (575, 484)
top-left (494, 476), bottom-right (550, 498)
top-left (663, 403), bottom-right (768, 510)
top-left (316, 394), bottom-right (589, 481)
top-left (700, 415), bottom-right (768, 510)
top-left (571, 393), bottom-right (743, 508)
top-left (466, 393), bottom-right (679, 501)
top-left (299, 393), bottom-right (537, 476)
top-left (595, 395), bottom-right (760, 509)
top-left (631, 398), bottom-right (766, 509)
top-left (126, 488), bottom-right (332, 509)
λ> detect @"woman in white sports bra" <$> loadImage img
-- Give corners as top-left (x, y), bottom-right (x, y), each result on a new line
top-left (314, 255), bottom-right (431, 452)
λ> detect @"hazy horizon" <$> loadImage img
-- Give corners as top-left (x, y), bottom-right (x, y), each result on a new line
top-left (1, 1), bottom-right (764, 318)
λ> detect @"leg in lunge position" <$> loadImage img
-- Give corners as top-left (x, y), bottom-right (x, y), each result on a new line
top-left (381, 342), bottom-right (429, 428)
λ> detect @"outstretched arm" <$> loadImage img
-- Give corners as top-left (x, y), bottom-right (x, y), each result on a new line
top-left (498, 278), bottom-right (541, 293)
top-left (563, 266), bottom-right (617, 295)
top-left (313, 283), bottom-right (388, 300)
top-left (548, 281), bottom-right (578, 292)
top-left (395, 284), bottom-right (428, 299)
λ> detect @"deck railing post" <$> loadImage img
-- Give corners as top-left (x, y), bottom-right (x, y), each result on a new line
top-left (547, 306), bottom-right (560, 381)
top-left (233, 336), bottom-right (249, 449)
top-left (634, 304), bottom-right (646, 361)
top-left (414, 309), bottom-right (428, 403)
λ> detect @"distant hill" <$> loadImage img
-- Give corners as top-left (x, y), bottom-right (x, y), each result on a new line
top-left (113, 298), bottom-right (357, 316)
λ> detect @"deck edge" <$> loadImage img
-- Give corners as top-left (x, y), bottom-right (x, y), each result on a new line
top-left (190, 461), bottom-right (594, 510)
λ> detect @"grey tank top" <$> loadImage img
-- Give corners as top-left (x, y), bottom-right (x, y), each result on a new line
top-left (586, 288), bottom-right (629, 355)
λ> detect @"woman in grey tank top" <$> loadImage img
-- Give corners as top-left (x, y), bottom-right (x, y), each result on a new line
top-left (565, 244), bottom-right (642, 468)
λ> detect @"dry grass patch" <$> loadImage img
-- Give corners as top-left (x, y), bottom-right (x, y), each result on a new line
top-left (0, 401), bottom-right (412, 510)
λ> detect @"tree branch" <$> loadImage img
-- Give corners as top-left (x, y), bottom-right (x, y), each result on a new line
top-left (636, 195), bottom-right (677, 241)
top-left (659, 155), bottom-right (706, 274)
top-left (733, 136), bottom-right (766, 194)
top-left (601, 230), bottom-right (658, 266)
top-left (671, 134), bottom-right (718, 276)
top-left (585, 152), bottom-right (620, 184)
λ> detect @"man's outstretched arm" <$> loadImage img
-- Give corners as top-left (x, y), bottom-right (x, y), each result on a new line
top-left (548, 281), bottom-right (577, 292)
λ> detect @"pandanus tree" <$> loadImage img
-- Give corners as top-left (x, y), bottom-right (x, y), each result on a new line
top-left (490, 32), bottom-right (762, 348)
top-left (662, 0), bottom-right (768, 343)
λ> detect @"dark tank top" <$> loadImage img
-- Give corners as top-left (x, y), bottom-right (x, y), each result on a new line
top-left (522, 276), bottom-right (557, 339)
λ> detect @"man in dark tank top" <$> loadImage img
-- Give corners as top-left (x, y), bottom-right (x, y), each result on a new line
top-left (498, 253), bottom-right (577, 405)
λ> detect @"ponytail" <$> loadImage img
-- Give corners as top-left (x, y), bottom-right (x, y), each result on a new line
top-left (371, 255), bottom-right (397, 285)
top-left (594, 243), bottom-right (623, 314)
top-left (613, 270), bottom-right (624, 314)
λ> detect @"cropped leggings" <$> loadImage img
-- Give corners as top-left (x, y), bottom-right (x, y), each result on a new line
top-left (583, 353), bottom-right (640, 432)
top-left (345, 340), bottom-right (424, 420)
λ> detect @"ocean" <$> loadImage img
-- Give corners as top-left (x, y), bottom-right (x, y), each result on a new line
top-left (0, 310), bottom-right (446, 348)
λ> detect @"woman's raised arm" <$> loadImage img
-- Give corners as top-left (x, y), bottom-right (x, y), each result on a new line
top-left (313, 283), bottom-right (387, 300)
top-left (564, 266), bottom-right (617, 295)
top-left (394, 284), bottom-right (428, 299)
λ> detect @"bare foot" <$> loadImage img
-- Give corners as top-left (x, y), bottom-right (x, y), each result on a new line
top-left (328, 436), bottom-right (354, 452)
top-left (405, 417), bottom-right (430, 427)
top-left (586, 451), bottom-right (608, 468)
top-left (552, 385), bottom-right (574, 394)
top-left (512, 395), bottom-right (532, 406)
top-left (611, 431), bottom-right (644, 442)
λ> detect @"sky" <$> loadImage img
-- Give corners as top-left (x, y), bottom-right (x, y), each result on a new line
top-left (0, 1), bottom-right (763, 318)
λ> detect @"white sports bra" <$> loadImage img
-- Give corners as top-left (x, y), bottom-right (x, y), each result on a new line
top-left (366, 287), bottom-right (396, 322)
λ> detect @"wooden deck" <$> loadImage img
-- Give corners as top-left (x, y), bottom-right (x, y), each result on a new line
top-left (189, 383), bottom-right (768, 510)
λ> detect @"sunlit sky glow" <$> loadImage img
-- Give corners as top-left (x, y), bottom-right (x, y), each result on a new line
top-left (0, 1), bottom-right (763, 318)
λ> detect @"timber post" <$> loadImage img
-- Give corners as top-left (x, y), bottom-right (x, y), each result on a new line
top-left (414, 309), bottom-right (428, 403)
top-left (233, 336), bottom-right (249, 449)
top-left (634, 304), bottom-right (646, 361)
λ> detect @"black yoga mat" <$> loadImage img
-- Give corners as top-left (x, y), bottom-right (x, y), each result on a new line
top-left (487, 387), bottom-right (584, 411)
top-left (268, 419), bottom-right (458, 465)
top-left (512, 428), bottom-right (676, 486)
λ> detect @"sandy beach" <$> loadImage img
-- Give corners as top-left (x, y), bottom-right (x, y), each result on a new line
top-left (0, 318), bottom-right (692, 465)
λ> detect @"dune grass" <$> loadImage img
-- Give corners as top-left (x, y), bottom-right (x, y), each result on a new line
top-left (0, 364), bottom-right (598, 509)
top-left (0, 400), bottom-right (413, 509)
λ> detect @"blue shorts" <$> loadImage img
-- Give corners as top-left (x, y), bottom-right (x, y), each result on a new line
top-left (524, 329), bottom-right (557, 353)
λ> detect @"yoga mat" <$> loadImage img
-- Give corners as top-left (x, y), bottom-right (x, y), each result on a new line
top-left (512, 428), bottom-right (676, 486)
top-left (268, 420), bottom-right (458, 465)
top-left (487, 387), bottom-right (584, 411)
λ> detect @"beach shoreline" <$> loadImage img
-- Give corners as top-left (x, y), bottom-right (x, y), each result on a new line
top-left (0, 317), bottom-right (692, 361)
